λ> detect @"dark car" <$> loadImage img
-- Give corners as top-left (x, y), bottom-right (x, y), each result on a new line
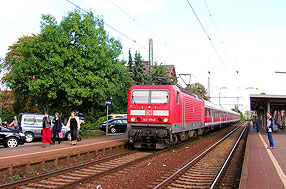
top-left (99, 118), bottom-right (127, 133)
top-left (0, 125), bottom-right (26, 148)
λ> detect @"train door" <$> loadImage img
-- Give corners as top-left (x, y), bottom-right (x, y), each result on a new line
top-left (182, 93), bottom-right (185, 130)
top-left (201, 105), bottom-right (204, 127)
top-left (211, 109), bottom-right (214, 125)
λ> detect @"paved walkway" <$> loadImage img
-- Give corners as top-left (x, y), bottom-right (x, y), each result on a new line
top-left (0, 133), bottom-right (127, 166)
top-left (240, 123), bottom-right (286, 189)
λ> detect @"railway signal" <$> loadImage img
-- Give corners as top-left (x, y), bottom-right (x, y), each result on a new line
top-left (106, 97), bottom-right (112, 135)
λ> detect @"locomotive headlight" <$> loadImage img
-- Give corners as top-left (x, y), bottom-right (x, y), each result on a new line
top-left (131, 117), bottom-right (135, 122)
top-left (163, 118), bottom-right (168, 123)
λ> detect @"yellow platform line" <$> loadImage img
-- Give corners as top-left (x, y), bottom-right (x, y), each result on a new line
top-left (258, 133), bottom-right (286, 188)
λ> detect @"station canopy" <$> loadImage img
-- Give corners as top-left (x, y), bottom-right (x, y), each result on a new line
top-left (250, 94), bottom-right (286, 112)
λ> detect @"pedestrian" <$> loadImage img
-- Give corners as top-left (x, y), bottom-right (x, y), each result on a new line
top-left (274, 117), bottom-right (282, 130)
top-left (256, 116), bottom-right (260, 133)
top-left (52, 112), bottom-right (63, 145)
top-left (42, 112), bottom-right (52, 148)
top-left (253, 117), bottom-right (256, 128)
top-left (66, 111), bottom-right (80, 145)
top-left (8, 116), bottom-right (18, 129)
top-left (266, 112), bottom-right (274, 149)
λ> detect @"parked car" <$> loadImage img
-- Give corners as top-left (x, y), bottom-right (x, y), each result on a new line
top-left (0, 125), bottom-right (26, 148)
top-left (99, 118), bottom-right (127, 133)
top-left (108, 114), bottom-right (127, 120)
top-left (18, 113), bottom-right (71, 143)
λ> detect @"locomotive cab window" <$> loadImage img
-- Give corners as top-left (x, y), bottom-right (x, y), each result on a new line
top-left (131, 90), bottom-right (149, 104)
top-left (132, 90), bottom-right (169, 104)
top-left (176, 92), bottom-right (179, 105)
top-left (151, 90), bottom-right (169, 104)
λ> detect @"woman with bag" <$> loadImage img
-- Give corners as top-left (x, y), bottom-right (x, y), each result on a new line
top-left (66, 111), bottom-right (80, 145)
top-left (8, 116), bottom-right (18, 129)
top-left (266, 112), bottom-right (275, 149)
top-left (52, 112), bottom-right (63, 145)
top-left (42, 112), bottom-right (52, 148)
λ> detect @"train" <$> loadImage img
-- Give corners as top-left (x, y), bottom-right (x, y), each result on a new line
top-left (127, 85), bottom-right (240, 149)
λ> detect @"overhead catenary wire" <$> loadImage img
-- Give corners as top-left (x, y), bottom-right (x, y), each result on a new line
top-left (203, 0), bottom-right (222, 43)
top-left (203, 0), bottom-right (239, 74)
top-left (66, 0), bottom-right (169, 64)
top-left (186, 0), bottom-right (225, 68)
top-left (66, 0), bottom-right (198, 86)
top-left (109, 0), bottom-right (168, 46)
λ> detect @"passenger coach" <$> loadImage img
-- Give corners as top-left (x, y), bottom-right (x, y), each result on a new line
top-left (127, 85), bottom-right (240, 149)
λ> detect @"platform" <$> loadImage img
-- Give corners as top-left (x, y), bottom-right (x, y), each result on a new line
top-left (240, 123), bottom-right (286, 188)
top-left (0, 133), bottom-right (127, 175)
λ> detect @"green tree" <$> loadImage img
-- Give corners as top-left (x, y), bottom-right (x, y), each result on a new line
top-left (127, 49), bottom-right (133, 71)
top-left (130, 51), bottom-right (149, 85)
top-left (232, 107), bottom-right (245, 120)
top-left (1, 35), bottom-right (41, 114)
top-left (1, 10), bottom-right (131, 121)
top-left (187, 82), bottom-right (209, 100)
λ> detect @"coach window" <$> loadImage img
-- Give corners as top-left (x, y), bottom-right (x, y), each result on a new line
top-left (150, 90), bottom-right (169, 104)
top-left (132, 90), bottom-right (149, 104)
top-left (176, 92), bottom-right (179, 105)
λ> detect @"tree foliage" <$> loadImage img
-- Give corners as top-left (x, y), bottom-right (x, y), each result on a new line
top-left (187, 82), bottom-right (209, 100)
top-left (128, 50), bottom-right (170, 85)
top-left (232, 107), bottom-right (245, 120)
top-left (1, 10), bottom-right (131, 120)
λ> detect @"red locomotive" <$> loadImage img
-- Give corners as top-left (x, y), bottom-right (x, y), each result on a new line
top-left (127, 85), bottom-right (240, 149)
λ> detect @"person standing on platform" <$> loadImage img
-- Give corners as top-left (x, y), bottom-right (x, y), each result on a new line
top-left (256, 116), bottom-right (260, 133)
top-left (52, 112), bottom-right (63, 145)
top-left (8, 116), bottom-right (18, 129)
top-left (42, 112), bottom-right (52, 148)
top-left (266, 112), bottom-right (275, 149)
top-left (66, 111), bottom-right (80, 145)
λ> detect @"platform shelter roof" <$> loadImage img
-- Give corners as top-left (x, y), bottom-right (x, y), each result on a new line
top-left (250, 94), bottom-right (286, 112)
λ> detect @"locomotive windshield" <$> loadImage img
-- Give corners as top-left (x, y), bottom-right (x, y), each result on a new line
top-left (131, 90), bottom-right (169, 104)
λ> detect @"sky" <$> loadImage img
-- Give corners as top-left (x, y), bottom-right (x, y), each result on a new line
top-left (1, 0), bottom-right (286, 112)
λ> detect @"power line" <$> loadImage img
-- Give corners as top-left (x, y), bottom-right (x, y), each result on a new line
top-left (186, 0), bottom-right (225, 68)
top-left (66, 0), bottom-right (168, 63)
top-left (109, 0), bottom-right (167, 46)
top-left (203, 0), bottom-right (222, 42)
top-left (203, 0), bottom-right (240, 74)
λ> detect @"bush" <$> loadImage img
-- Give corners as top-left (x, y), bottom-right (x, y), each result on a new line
top-left (81, 116), bottom-right (107, 131)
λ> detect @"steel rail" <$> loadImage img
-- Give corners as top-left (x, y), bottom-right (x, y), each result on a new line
top-left (0, 151), bottom-right (135, 188)
top-left (0, 134), bottom-right (197, 188)
top-left (210, 125), bottom-right (247, 189)
top-left (56, 133), bottom-right (212, 189)
top-left (153, 123), bottom-right (243, 189)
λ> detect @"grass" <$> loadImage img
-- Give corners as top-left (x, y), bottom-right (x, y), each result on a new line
top-left (9, 173), bottom-right (20, 180)
top-left (119, 175), bottom-right (128, 182)
top-left (81, 130), bottom-right (105, 138)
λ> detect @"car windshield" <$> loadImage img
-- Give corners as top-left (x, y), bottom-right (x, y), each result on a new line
top-left (0, 126), bottom-right (12, 131)
top-left (103, 119), bottom-right (125, 124)
top-left (131, 90), bottom-right (169, 104)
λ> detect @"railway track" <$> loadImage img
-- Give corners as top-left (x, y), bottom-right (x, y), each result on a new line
top-left (152, 122), bottom-right (247, 189)
top-left (0, 123), bottom-right (246, 189)
top-left (0, 135), bottom-right (200, 189)
top-left (0, 151), bottom-right (153, 189)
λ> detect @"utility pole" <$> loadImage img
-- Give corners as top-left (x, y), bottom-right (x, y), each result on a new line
top-left (208, 76), bottom-right (210, 99)
top-left (149, 38), bottom-right (153, 72)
